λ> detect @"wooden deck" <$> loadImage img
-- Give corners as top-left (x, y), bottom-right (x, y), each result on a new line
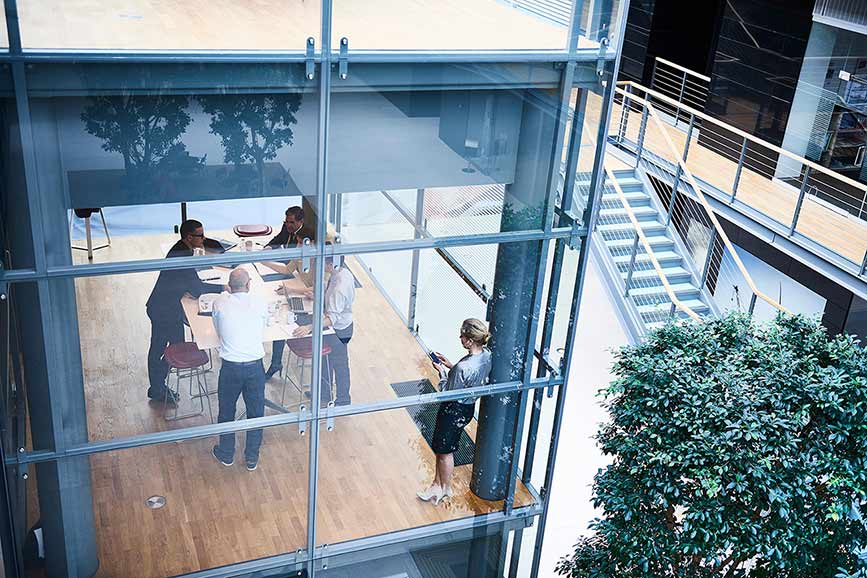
top-left (25, 233), bottom-right (533, 578)
top-left (606, 93), bottom-right (867, 267)
top-left (12, 0), bottom-right (595, 51)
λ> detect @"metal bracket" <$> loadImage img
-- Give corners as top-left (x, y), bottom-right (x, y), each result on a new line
top-left (298, 405), bottom-right (308, 436)
top-left (325, 400), bottom-right (335, 431)
top-left (305, 37), bottom-right (315, 81)
top-left (319, 544), bottom-right (329, 570)
top-left (301, 237), bottom-right (312, 273)
top-left (338, 37), bottom-right (349, 80)
top-left (595, 37), bottom-right (609, 78)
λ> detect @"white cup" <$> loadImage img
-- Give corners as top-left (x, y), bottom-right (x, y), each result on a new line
top-left (192, 247), bottom-right (205, 257)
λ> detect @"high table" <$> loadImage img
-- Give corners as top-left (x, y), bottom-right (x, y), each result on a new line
top-left (181, 260), bottom-right (329, 414)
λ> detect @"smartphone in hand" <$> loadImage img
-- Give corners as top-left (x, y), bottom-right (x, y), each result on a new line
top-left (429, 351), bottom-right (440, 364)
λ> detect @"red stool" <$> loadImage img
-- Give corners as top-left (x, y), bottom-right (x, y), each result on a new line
top-left (233, 224), bottom-right (273, 238)
top-left (163, 342), bottom-right (213, 422)
top-left (281, 338), bottom-right (332, 405)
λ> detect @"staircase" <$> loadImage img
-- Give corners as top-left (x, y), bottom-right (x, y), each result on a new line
top-left (587, 167), bottom-right (716, 340)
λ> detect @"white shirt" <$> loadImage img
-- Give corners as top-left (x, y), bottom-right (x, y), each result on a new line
top-left (325, 267), bottom-right (355, 331)
top-left (212, 291), bottom-right (267, 362)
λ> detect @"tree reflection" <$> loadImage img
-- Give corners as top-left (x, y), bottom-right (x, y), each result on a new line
top-left (81, 95), bottom-right (204, 188)
top-left (197, 94), bottom-right (302, 195)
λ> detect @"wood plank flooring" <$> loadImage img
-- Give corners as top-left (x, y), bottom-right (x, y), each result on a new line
top-left (22, 233), bottom-right (536, 578)
top-left (15, 0), bottom-right (588, 51)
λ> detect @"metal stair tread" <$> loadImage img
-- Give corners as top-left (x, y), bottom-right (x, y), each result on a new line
top-left (607, 235), bottom-right (672, 249)
top-left (636, 299), bottom-right (708, 314)
top-left (613, 250), bottom-right (681, 264)
top-left (625, 265), bottom-right (691, 281)
top-left (628, 282), bottom-right (699, 297)
top-left (599, 205), bottom-right (658, 218)
top-left (598, 220), bottom-right (666, 233)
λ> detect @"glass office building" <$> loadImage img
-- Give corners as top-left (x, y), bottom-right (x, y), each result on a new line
top-left (0, 1), bottom-right (625, 576)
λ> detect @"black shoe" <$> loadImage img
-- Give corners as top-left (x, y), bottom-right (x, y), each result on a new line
top-left (246, 459), bottom-right (259, 471)
top-left (265, 365), bottom-right (282, 380)
top-left (148, 387), bottom-right (179, 405)
top-left (212, 446), bottom-right (234, 467)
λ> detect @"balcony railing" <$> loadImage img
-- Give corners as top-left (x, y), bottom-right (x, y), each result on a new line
top-left (611, 79), bottom-right (867, 280)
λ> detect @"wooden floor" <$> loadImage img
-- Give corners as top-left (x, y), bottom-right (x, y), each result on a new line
top-left (13, 0), bottom-right (593, 51)
top-left (26, 233), bottom-right (534, 578)
top-left (609, 96), bottom-right (867, 266)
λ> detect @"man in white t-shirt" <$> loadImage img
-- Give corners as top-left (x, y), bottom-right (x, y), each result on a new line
top-left (211, 267), bottom-right (268, 471)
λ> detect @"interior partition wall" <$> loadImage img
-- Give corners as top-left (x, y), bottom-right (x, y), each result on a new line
top-left (0, 1), bottom-right (626, 577)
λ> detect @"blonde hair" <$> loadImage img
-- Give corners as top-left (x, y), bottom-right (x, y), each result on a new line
top-left (461, 318), bottom-right (491, 346)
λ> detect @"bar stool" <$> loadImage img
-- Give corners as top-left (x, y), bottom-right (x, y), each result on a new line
top-left (163, 342), bottom-right (213, 422)
top-left (281, 338), bottom-right (332, 405)
top-left (233, 224), bottom-right (273, 238)
top-left (70, 208), bottom-right (111, 260)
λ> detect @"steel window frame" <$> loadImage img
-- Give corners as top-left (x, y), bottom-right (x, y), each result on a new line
top-left (0, 0), bottom-right (625, 576)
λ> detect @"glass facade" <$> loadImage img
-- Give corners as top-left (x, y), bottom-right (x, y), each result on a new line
top-left (0, 1), bottom-right (625, 577)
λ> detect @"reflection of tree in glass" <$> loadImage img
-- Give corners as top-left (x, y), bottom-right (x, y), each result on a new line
top-left (81, 95), bottom-right (204, 185)
top-left (197, 94), bottom-right (302, 195)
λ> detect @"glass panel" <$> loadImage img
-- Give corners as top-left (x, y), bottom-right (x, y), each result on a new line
top-left (314, 398), bottom-right (537, 547)
top-left (0, 9), bottom-right (6, 50)
top-left (0, 64), bottom-right (30, 270)
top-left (12, 424), bottom-right (309, 578)
top-left (318, 521), bottom-right (524, 578)
top-left (568, 63), bottom-right (611, 222)
top-left (329, 63), bottom-right (565, 247)
top-left (24, 62), bottom-right (321, 268)
top-left (1, 282), bottom-right (36, 463)
top-left (17, 1), bottom-right (318, 51)
top-left (331, 0), bottom-right (570, 51)
top-left (65, 254), bottom-right (325, 441)
top-left (295, 241), bottom-right (536, 410)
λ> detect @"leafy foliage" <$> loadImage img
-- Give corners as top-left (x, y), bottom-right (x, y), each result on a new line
top-left (81, 95), bottom-right (204, 184)
top-left (197, 94), bottom-right (302, 194)
top-left (558, 313), bottom-right (867, 577)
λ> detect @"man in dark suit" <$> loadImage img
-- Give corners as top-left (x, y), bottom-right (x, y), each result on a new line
top-left (264, 205), bottom-right (311, 379)
top-left (146, 219), bottom-right (221, 403)
top-left (266, 205), bottom-right (312, 249)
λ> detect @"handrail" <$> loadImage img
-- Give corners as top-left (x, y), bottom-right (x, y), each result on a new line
top-left (615, 84), bottom-right (790, 315)
top-left (603, 163), bottom-right (702, 322)
top-left (654, 57), bottom-right (711, 82)
top-left (617, 80), bottom-right (867, 196)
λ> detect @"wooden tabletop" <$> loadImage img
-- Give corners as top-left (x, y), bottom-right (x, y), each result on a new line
top-left (181, 262), bottom-right (316, 351)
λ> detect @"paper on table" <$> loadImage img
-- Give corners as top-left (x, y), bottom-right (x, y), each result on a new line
top-left (197, 268), bottom-right (231, 284)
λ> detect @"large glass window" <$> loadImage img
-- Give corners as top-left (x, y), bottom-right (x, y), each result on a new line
top-left (0, 1), bottom-right (620, 576)
top-left (23, 63), bottom-right (321, 269)
top-left (329, 63), bottom-right (564, 247)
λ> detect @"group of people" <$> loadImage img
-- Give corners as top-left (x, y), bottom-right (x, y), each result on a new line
top-left (144, 206), bottom-right (493, 491)
top-left (145, 207), bottom-right (356, 471)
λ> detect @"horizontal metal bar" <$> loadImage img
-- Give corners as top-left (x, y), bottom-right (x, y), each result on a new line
top-left (1, 227), bottom-right (586, 283)
top-left (654, 57), bottom-right (711, 82)
top-left (5, 50), bottom-right (316, 63)
top-left (10, 376), bottom-right (562, 465)
top-left (0, 47), bottom-right (618, 65)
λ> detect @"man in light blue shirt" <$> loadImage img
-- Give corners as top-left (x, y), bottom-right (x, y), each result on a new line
top-left (293, 251), bottom-right (356, 405)
top-left (211, 268), bottom-right (268, 471)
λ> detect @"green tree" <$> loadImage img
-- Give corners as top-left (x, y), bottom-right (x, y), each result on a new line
top-left (558, 313), bottom-right (867, 578)
top-left (81, 95), bottom-right (204, 186)
top-left (197, 94), bottom-right (301, 195)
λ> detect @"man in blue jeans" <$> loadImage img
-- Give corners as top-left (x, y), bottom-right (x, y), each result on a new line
top-left (211, 268), bottom-right (268, 471)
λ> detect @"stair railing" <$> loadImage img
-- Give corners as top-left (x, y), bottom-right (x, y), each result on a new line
top-left (615, 79), bottom-right (867, 275)
top-left (604, 163), bottom-right (702, 322)
top-left (613, 84), bottom-right (790, 316)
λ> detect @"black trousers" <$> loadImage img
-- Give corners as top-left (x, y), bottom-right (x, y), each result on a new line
top-left (147, 311), bottom-right (184, 392)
